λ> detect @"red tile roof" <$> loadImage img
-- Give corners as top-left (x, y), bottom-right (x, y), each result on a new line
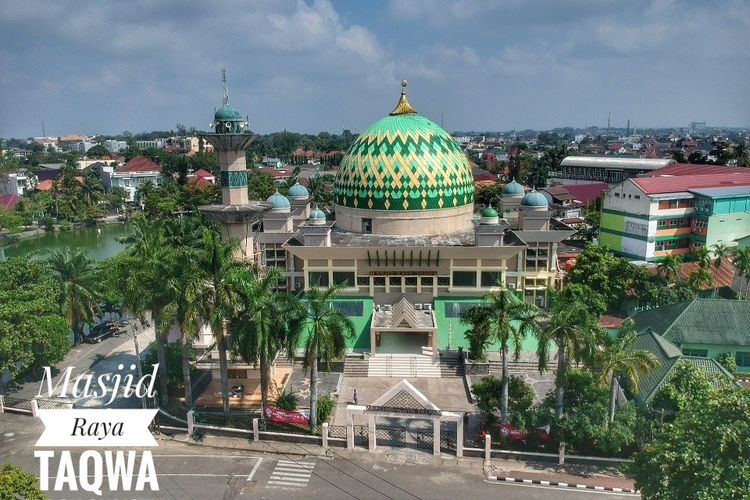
top-left (633, 172), bottom-right (750, 195)
top-left (193, 169), bottom-right (214, 178)
top-left (645, 163), bottom-right (748, 178)
top-left (258, 167), bottom-right (290, 179)
top-left (117, 156), bottom-right (161, 173)
top-left (599, 315), bottom-right (625, 329)
top-left (36, 179), bottom-right (54, 192)
top-left (564, 182), bottom-right (608, 204)
top-left (648, 258), bottom-right (737, 290)
top-left (0, 194), bottom-right (19, 210)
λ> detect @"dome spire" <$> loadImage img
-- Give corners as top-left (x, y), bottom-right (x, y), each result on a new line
top-left (222, 68), bottom-right (229, 106)
top-left (390, 80), bottom-right (417, 115)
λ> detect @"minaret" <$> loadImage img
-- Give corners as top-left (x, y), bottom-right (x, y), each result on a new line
top-left (199, 70), bottom-right (271, 261)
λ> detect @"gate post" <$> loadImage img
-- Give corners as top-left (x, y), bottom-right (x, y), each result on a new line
top-left (30, 399), bottom-right (39, 418)
top-left (322, 423), bottom-right (329, 450)
top-left (0, 395), bottom-right (4, 414)
top-left (187, 410), bottom-right (194, 436)
top-left (558, 442), bottom-right (566, 465)
top-left (252, 418), bottom-right (259, 442)
top-left (484, 433), bottom-right (491, 465)
top-left (368, 414), bottom-right (377, 451)
top-left (456, 414), bottom-right (464, 458)
top-left (432, 418), bottom-right (440, 456)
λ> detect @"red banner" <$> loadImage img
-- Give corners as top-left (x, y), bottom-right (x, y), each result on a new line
top-left (265, 406), bottom-right (310, 426)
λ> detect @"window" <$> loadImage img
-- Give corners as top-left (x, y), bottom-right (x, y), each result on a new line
top-left (332, 272), bottom-right (355, 287)
top-left (481, 271), bottom-right (501, 287)
top-left (444, 302), bottom-right (480, 318)
top-left (615, 192), bottom-right (620, 198)
top-left (421, 276), bottom-right (434, 287)
top-left (389, 276), bottom-right (402, 287)
top-left (452, 271), bottom-right (477, 287)
top-left (373, 276), bottom-right (386, 286)
top-left (683, 348), bottom-right (708, 357)
top-left (362, 218), bottom-right (372, 234)
top-left (333, 300), bottom-right (363, 316)
top-left (405, 276), bottom-right (417, 286)
top-left (634, 195), bottom-right (641, 199)
top-left (308, 272), bottom-right (329, 287)
top-left (357, 276), bottom-right (369, 287)
top-left (736, 352), bottom-right (750, 367)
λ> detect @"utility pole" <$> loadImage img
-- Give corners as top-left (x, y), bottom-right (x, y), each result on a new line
top-left (607, 112), bottom-right (611, 136)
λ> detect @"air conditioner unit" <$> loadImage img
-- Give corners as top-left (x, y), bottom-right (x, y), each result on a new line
top-left (415, 303), bottom-right (423, 310)
top-left (383, 304), bottom-right (392, 311)
top-left (508, 283), bottom-right (516, 290)
top-left (423, 304), bottom-right (432, 311)
top-left (375, 305), bottom-right (381, 311)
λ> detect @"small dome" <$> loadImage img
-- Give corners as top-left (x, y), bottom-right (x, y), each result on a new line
top-left (309, 208), bottom-right (326, 225)
top-left (479, 207), bottom-right (499, 225)
top-left (214, 105), bottom-right (243, 121)
top-left (502, 179), bottom-right (525, 196)
top-left (521, 190), bottom-right (549, 208)
top-left (481, 207), bottom-right (498, 218)
top-left (287, 182), bottom-right (309, 200)
top-left (266, 191), bottom-right (291, 211)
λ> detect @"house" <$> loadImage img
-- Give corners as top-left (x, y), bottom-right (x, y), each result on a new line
top-left (628, 329), bottom-right (733, 406)
top-left (187, 169), bottom-right (216, 186)
top-left (630, 299), bottom-right (750, 373)
top-left (3, 171), bottom-right (34, 196)
top-left (103, 156), bottom-right (162, 202)
top-left (0, 193), bottom-right (20, 211)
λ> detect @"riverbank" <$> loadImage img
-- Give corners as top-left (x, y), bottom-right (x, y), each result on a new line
top-left (0, 214), bottom-right (126, 244)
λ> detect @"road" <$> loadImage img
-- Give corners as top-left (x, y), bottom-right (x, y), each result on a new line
top-left (0, 412), bottom-right (637, 499)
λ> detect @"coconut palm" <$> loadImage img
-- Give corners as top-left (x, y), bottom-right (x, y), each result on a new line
top-left (303, 285), bottom-right (355, 431)
top-left (657, 254), bottom-right (682, 282)
top-left (230, 268), bottom-right (306, 418)
top-left (596, 320), bottom-right (659, 424)
top-left (733, 248), bottom-right (750, 298)
top-left (48, 247), bottom-right (102, 345)
top-left (695, 245), bottom-right (711, 268)
top-left (481, 289), bottom-right (539, 423)
top-left (460, 305), bottom-right (493, 361)
top-left (689, 266), bottom-right (713, 292)
top-left (537, 302), bottom-right (599, 419)
top-left (712, 243), bottom-right (730, 269)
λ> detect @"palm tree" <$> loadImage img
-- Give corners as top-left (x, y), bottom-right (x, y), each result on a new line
top-left (595, 320), bottom-right (659, 424)
top-left (480, 289), bottom-right (539, 423)
top-left (48, 247), bottom-right (102, 345)
top-left (695, 245), bottom-right (711, 268)
top-left (712, 243), bottom-right (730, 269)
top-left (197, 230), bottom-right (244, 413)
top-left (537, 302), bottom-right (599, 419)
top-left (230, 268), bottom-right (306, 417)
top-left (689, 266), bottom-right (713, 292)
top-left (303, 285), bottom-right (355, 431)
top-left (733, 248), bottom-right (750, 298)
top-left (460, 306), bottom-right (492, 361)
top-left (657, 254), bottom-right (682, 282)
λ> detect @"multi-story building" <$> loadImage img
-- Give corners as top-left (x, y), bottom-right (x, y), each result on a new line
top-left (555, 156), bottom-right (674, 185)
top-left (600, 165), bottom-right (750, 261)
top-left (103, 155), bottom-right (162, 202)
top-left (3, 171), bottom-right (34, 196)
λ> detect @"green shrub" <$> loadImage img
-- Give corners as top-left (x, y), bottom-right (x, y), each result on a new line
top-left (472, 374), bottom-right (536, 425)
top-left (141, 342), bottom-right (195, 392)
top-left (717, 352), bottom-right (738, 377)
top-left (317, 394), bottom-right (335, 423)
top-left (0, 463), bottom-right (44, 500)
top-left (275, 390), bottom-right (298, 411)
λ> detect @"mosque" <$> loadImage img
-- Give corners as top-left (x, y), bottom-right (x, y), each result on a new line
top-left (202, 79), bottom-right (573, 358)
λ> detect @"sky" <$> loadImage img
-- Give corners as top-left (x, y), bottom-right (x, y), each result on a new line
top-left (1, 0), bottom-right (748, 138)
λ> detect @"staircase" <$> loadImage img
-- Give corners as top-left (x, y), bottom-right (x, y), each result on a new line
top-left (343, 356), bottom-right (369, 377)
top-left (367, 354), bottom-right (441, 378)
top-left (489, 359), bottom-right (553, 375)
top-left (439, 356), bottom-right (465, 377)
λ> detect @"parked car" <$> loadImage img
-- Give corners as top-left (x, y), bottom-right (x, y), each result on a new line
top-left (83, 321), bottom-right (118, 343)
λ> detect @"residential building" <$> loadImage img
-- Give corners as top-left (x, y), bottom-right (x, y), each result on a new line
top-left (600, 166), bottom-right (750, 261)
top-left (103, 155), bottom-right (162, 202)
top-left (135, 139), bottom-right (168, 149)
top-left (554, 156), bottom-right (675, 185)
top-left (630, 299), bottom-right (750, 374)
top-left (4, 172), bottom-right (32, 195)
top-left (103, 140), bottom-right (128, 153)
top-left (74, 141), bottom-right (96, 153)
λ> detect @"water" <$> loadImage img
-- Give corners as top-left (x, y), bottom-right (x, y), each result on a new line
top-left (0, 223), bottom-right (131, 261)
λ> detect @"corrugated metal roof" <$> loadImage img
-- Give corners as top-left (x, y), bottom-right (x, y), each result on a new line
top-left (560, 156), bottom-right (674, 170)
top-left (688, 186), bottom-right (750, 198)
top-left (646, 163), bottom-right (748, 177)
top-left (632, 172), bottom-right (750, 195)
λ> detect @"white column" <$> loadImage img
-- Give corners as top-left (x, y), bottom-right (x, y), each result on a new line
top-left (559, 442), bottom-right (566, 465)
top-left (456, 415), bottom-right (464, 458)
top-left (187, 410), bottom-right (194, 436)
top-left (368, 414), bottom-right (377, 452)
top-left (252, 418), bottom-right (259, 442)
top-left (30, 399), bottom-right (39, 418)
top-left (0, 395), bottom-right (4, 414)
top-left (346, 411), bottom-right (354, 450)
top-left (322, 423), bottom-right (329, 450)
top-left (433, 418), bottom-right (441, 456)
top-left (484, 433), bottom-right (491, 465)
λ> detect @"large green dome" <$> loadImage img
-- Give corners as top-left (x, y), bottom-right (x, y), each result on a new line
top-left (334, 102), bottom-right (474, 211)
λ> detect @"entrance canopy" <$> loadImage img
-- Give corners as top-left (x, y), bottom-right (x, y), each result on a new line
top-left (346, 379), bottom-right (464, 456)
top-left (371, 297), bottom-right (437, 355)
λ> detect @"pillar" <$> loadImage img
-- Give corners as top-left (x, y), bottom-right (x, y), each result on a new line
top-left (0, 395), bottom-right (4, 414)
top-left (252, 418), bottom-right (259, 442)
top-left (484, 433), bottom-right (491, 465)
top-left (346, 411), bottom-right (354, 450)
top-left (456, 415), bottom-right (464, 458)
top-left (433, 418), bottom-right (441, 456)
top-left (187, 410), bottom-right (194, 436)
top-left (30, 399), bottom-right (39, 418)
top-left (368, 414), bottom-right (377, 452)
top-left (322, 422), bottom-right (329, 450)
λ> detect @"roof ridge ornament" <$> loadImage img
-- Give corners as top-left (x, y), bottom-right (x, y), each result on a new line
top-left (390, 80), bottom-right (417, 115)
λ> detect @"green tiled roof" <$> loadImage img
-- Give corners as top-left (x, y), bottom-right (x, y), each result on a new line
top-left (630, 299), bottom-right (750, 347)
top-left (630, 329), bottom-right (733, 404)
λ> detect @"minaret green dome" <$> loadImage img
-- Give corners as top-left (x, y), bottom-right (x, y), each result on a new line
top-left (214, 105), bottom-right (243, 121)
top-left (334, 84), bottom-right (474, 211)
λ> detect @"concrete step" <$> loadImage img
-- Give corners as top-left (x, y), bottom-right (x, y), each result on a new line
top-left (367, 354), bottom-right (441, 378)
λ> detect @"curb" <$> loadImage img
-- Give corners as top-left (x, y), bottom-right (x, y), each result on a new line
top-left (155, 433), bottom-right (332, 458)
top-left (485, 474), bottom-right (639, 494)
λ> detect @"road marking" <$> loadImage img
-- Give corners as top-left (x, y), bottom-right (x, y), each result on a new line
top-left (266, 460), bottom-right (315, 491)
top-left (247, 457), bottom-right (263, 482)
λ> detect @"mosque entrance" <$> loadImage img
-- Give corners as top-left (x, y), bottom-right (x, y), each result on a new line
top-left (377, 332), bottom-right (429, 355)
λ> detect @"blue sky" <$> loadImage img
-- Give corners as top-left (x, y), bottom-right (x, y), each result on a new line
top-left (1, 0), bottom-right (748, 138)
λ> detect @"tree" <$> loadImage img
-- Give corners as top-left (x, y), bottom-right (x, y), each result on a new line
top-left (733, 140), bottom-right (748, 167)
top-left (85, 144), bottom-right (109, 158)
top-left (711, 242), bottom-right (729, 269)
top-left (552, 284), bottom-right (607, 318)
top-left (303, 285), bottom-right (355, 431)
top-left (537, 302), bottom-right (598, 419)
top-left (247, 172), bottom-right (276, 200)
top-left (48, 247), bottom-right (101, 345)
top-left (471, 375), bottom-right (534, 425)
top-left (0, 209), bottom-right (24, 233)
top-left (596, 320), bottom-right (659, 424)
top-left (733, 247), bottom-right (750, 298)
top-left (460, 305), bottom-right (493, 360)
top-left (104, 186), bottom-right (127, 213)
top-left (649, 361), bottom-right (721, 416)
top-left (631, 385), bottom-right (750, 498)
top-left (478, 289), bottom-right (538, 423)
top-left (230, 268), bottom-right (306, 417)
top-left (695, 245), bottom-right (711, 267)
top-left (0, 463), bottom-right (44, 500)
top-left (657, 254), bottom-right (682, 282)
top-left (689, 266), bottom-right (713, 292)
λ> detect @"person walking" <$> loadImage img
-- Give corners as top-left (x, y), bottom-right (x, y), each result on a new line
top-left (353, 388), bottom-right (358, 405)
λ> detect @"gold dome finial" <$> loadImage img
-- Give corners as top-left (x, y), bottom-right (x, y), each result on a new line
top-left (390, 79), bottom-right (416, 115)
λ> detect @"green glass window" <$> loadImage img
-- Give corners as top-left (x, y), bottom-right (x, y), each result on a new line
top-left (308, 272), bottom-right (329, 287)
top-left (735, 352), bottom-right (750, 367)
top-left (333, 301), bottom-right (364, 316)
top-left (332, 272), bottom-right (354, 287)
top-left (452, 271), bottom-right (476, 287)
top-left (682, 348), bottom-right (708, 357)
top-left (481, 271), bottom-right (501, 287)
top-left (444, 302), bottom-right (480, 318)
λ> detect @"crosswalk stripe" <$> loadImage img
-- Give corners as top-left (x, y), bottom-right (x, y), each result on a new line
top-left (270, 475), bottom-right (309, 483)
top-left (278, 460), bottom-right (315, 467)
top-left (268, 480), bottom-right (306, 487)
top-left (274, 466), bottom-right (313, 472)
top-left (271, 471), bottom-right (311, 478)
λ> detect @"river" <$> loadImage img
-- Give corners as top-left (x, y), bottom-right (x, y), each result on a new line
top-left (0, 223), bottom-right (131, 261)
